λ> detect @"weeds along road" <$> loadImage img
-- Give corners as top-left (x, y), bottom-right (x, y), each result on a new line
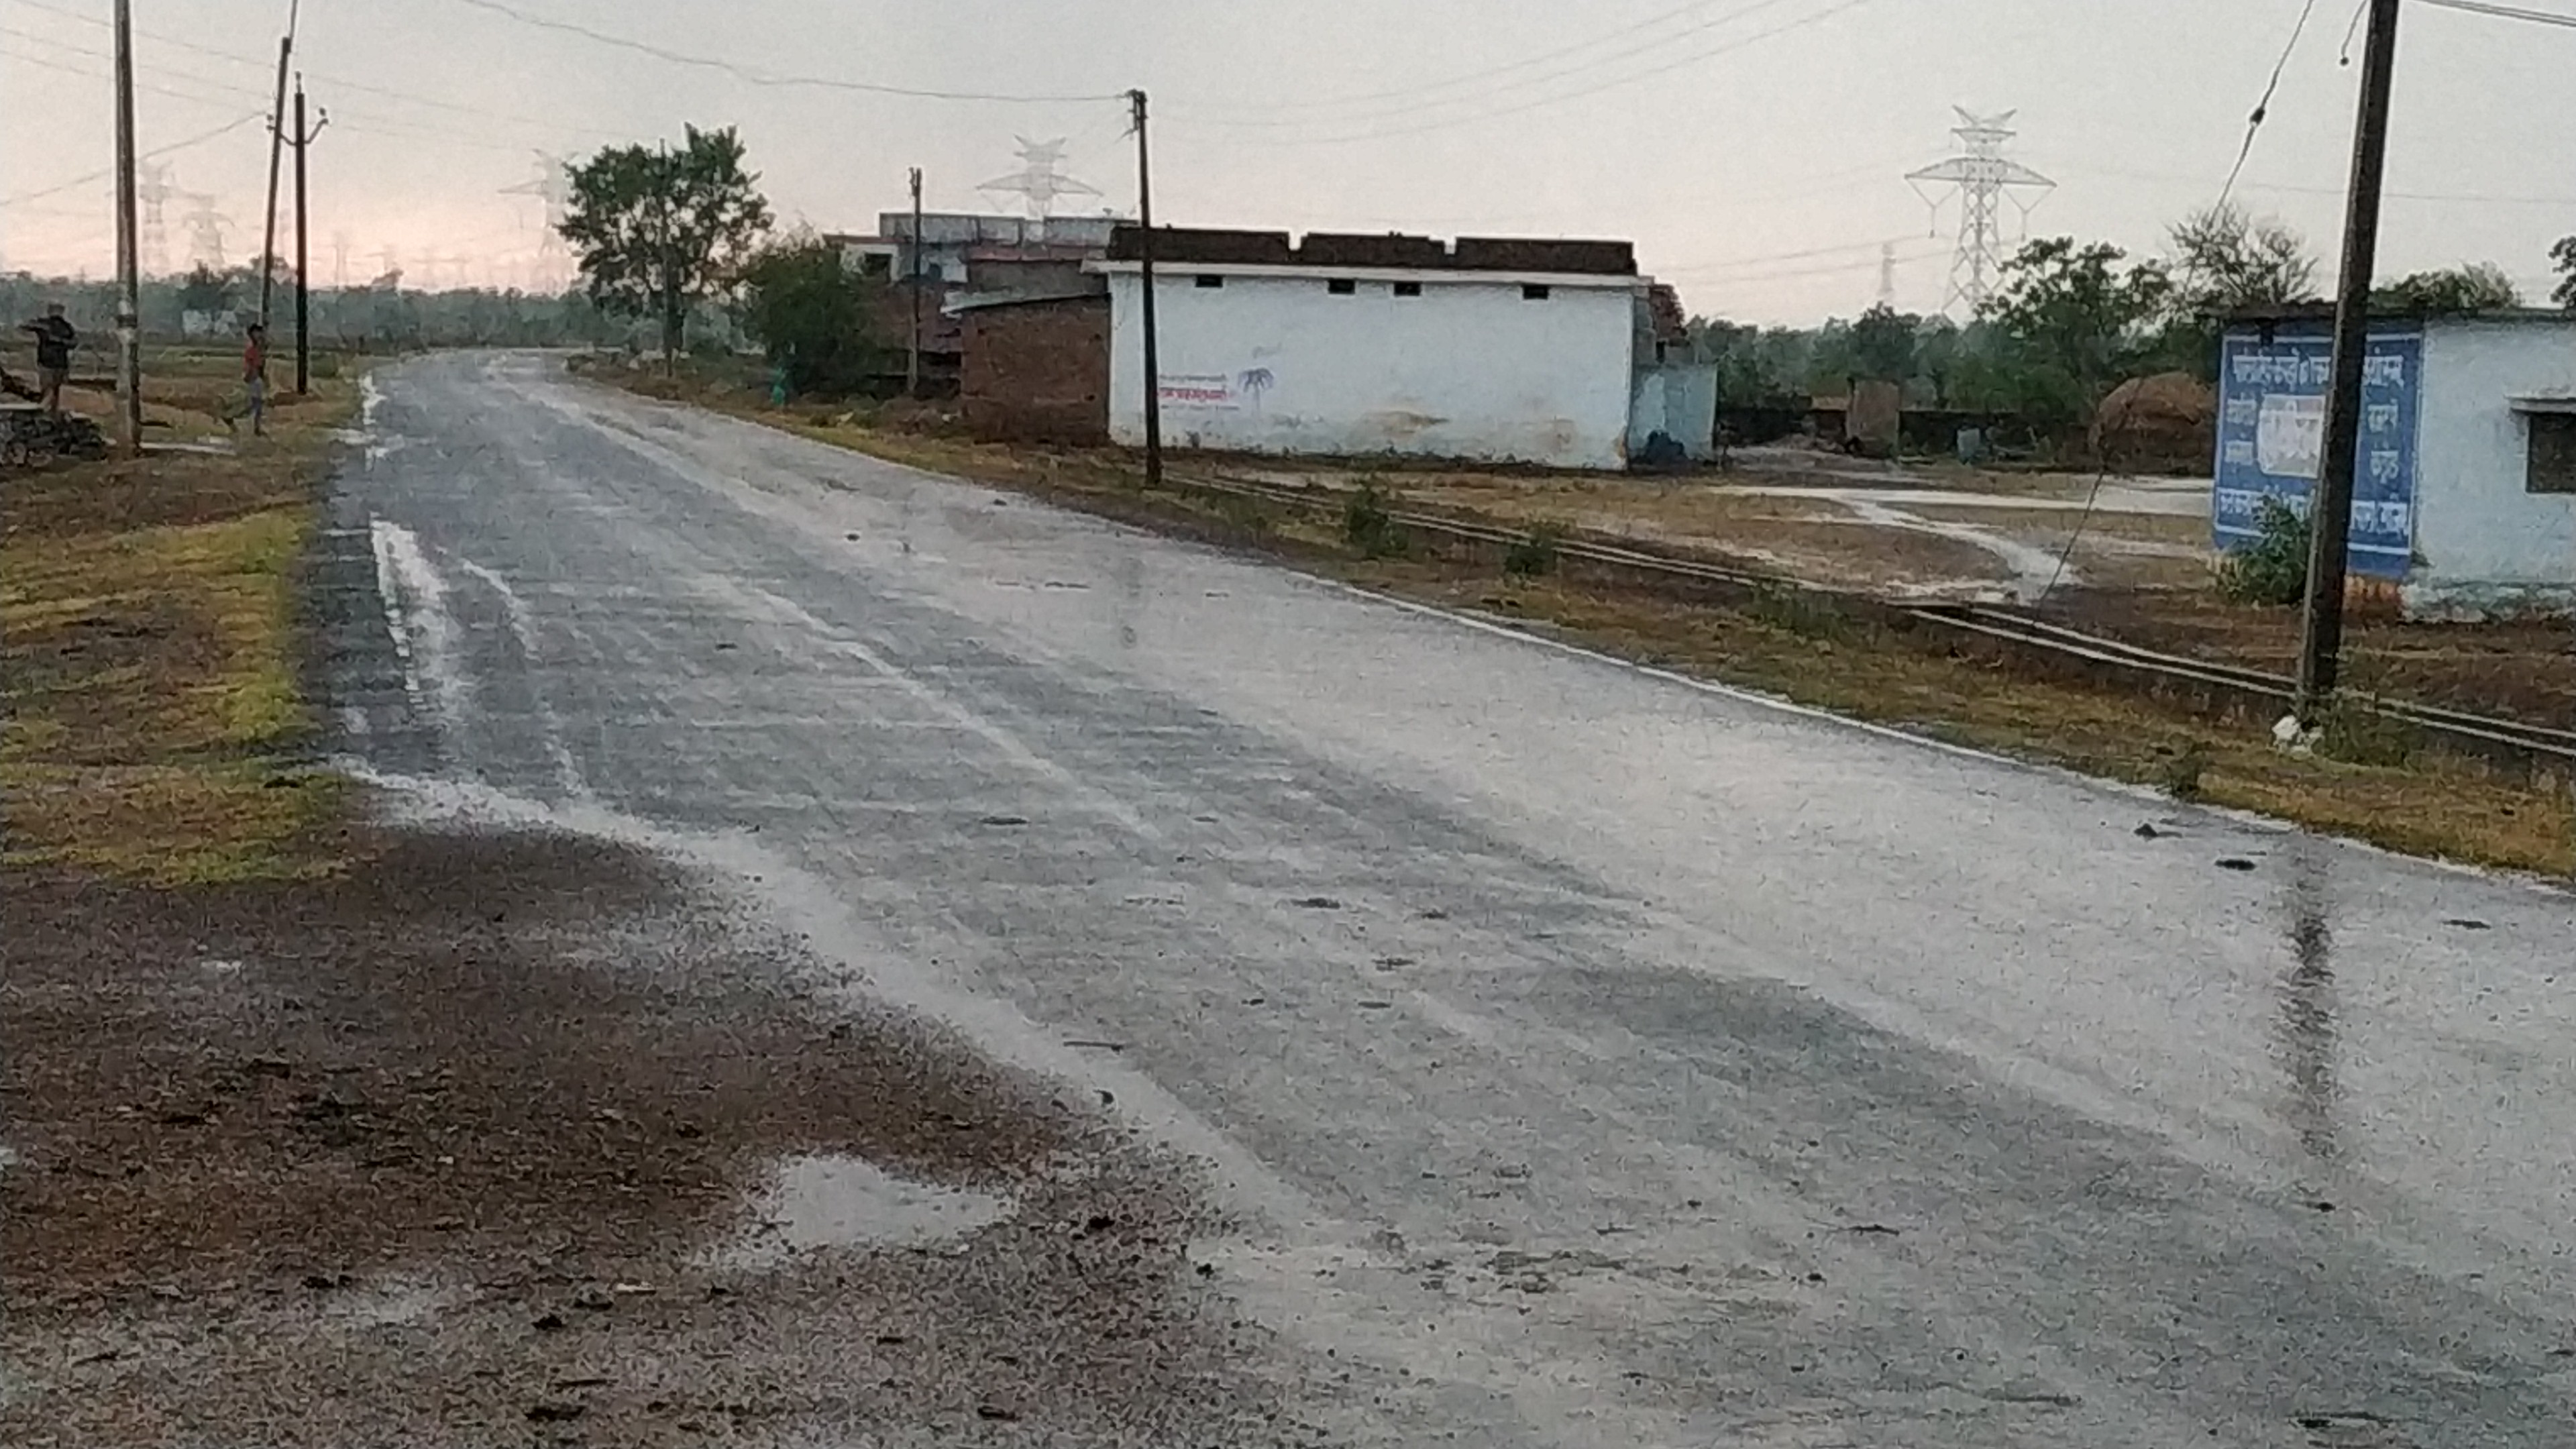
top-left (329, 352), bottom-right (2576, 1447)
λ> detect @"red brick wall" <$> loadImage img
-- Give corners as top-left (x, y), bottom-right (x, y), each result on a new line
top-left (961, 297), bottom-right (1110, 445)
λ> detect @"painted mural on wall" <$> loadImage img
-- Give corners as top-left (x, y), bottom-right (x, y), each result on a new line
top-left (2214, 328), bottom-right (2423, 580)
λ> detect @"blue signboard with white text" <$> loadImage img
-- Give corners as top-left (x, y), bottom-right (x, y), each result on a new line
top-left (2214, 326), bottom-right (2422, 578)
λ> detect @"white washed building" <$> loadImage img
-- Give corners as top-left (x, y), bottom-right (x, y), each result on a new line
top-left (2216, 309), bottom-right (2576, 618)
top-left (1091, 229), bottom-right (1649, 472)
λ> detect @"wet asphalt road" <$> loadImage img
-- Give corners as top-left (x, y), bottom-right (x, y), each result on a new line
top-left (327, 352), bottom-right (2576, 1448)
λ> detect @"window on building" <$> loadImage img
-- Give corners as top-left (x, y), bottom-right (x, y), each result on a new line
top-left (2530, 412), bottom-right (2576, 494)
top-left (1522, 284), bottom-right (1552, 301)
top-left (1393, 281), bottom-right (1424, 298)
top-left (1195, 274), bottom-right (1225, 289)
top-left (1327, 278), bottom-right (1356, 295)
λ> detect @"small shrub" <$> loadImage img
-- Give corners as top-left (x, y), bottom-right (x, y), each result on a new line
top-left (2217, 497), bottom-right (2311, 606)
top-left (1343, 482), bottom-right (1408, 559)
top-left (1743, 582), bottom-right (1849, 641)
top-left (1503, 526), bottom-right (1561, 578)
top-left (1214, 491), bottom-right (1274, 536)
top-left (2159, 742), bottom-right (2214, 801)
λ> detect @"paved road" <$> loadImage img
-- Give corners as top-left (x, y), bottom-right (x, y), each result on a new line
top-left (329, 353), bottom-right (2576, 1448)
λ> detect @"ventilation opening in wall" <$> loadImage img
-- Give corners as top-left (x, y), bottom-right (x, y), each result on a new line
top-left (1195, 274), bottom-right (1226, 288)
top-left (2529, 411), bottom-right (2576, 494)
top-left (1522, 284), bottom-right (1552, 301)
top-left (1327, 278), bottom-right (1357, 295)
top-left (1393, 281), bottom-right (1423, 298)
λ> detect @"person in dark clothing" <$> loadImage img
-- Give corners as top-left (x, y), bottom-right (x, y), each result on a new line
top-left (21, 303), bottom-right (75, 415)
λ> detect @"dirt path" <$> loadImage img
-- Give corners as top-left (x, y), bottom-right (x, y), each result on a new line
top-left (1, 825), bottom-right (1315, 1448)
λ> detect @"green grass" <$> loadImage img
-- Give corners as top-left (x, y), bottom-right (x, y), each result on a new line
top-left (2, 378), bottom-right (358, 885)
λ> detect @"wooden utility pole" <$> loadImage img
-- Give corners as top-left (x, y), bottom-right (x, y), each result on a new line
top-left (1130, 88), bottom-right (1163, 490)
top-left (907, 166), bottom-right (924, 399)
top-left (2296, 0), bottom-right (2403, 715)
top-left (111, 0), bottom-right (142, 452)
top-left (657, 139), bottom-right (676, 377)
top-left (290, 77), bottom-right (327, 395)
top-left (256, 9), bottom-right (296, 326)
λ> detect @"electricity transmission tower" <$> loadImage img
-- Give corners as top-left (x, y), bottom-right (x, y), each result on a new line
top-left (180, 193), bottom-right (231, 270)
top-left (1907, 108), bottom-right (2054, 315)
top-left (979, 137), bottom-right (1102, 221)
top-left (502, 152), bottom-right (574, 288)
top-left (136, 161), bottom-right (176, 275)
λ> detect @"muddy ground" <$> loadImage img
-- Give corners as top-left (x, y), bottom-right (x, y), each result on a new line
top-left (0, 826), bottom-right (1318, 1448)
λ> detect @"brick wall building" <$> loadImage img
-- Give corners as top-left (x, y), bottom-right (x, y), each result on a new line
top-left (957, 293), bottom-right (1110, 444)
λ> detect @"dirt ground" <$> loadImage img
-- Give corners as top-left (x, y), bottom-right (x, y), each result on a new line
top-left (0, 826), bottom-right (1311, 1448)
top-left (2052, 587), bottom-right (2576, 730)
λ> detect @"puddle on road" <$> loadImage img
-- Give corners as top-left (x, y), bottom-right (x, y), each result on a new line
top-left (703, 1154), bottom-right (1012, 1269)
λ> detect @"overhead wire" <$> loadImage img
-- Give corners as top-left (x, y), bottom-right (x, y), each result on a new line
top-left (0, 111), bottom-right (268, 207)
top-left (1213, 0), bottom-right (1886, 148)
top-left (1179, 0), bottom-right (1810, 128)
top-left (4, 0), bottom-right (631, 144)
top-left (2414, 0), bottom-right (2576, 27)
top-left (1192, 0), bottom-right (1797, 116)
top-left (427, 0), bottom-right (1128, 104)
top-left (2216, 0), bottom-right (2320, 212)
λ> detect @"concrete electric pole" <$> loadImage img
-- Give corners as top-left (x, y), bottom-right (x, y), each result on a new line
top-left (1129, 88), bottom-right (1163, 491)
top-left (257, 3), bottom-right (299, 326)
top-left (2295, 0), bottom-right (2404, 715)
top-left (290, 76), bottom-right (328, 394)
top-left (112, 0), bottom-right (144, 452)
top-left (908, 166), bottom-right (924, 400)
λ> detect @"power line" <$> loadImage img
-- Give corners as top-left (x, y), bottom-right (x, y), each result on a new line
top-left (1181, 0), bottom-right (1810, 127)
top-left (2416, 0), bottom-right (2576, 27)
top-left (1217, 0), bottom-right (1886, 148)
top-left (429, 0), bottom-right (1128, 103)
top-left (1658, 235), bottom-right (1925, 276)
top-left (4, 0), bottom-right (628, 144)
top-left (0, 111), bottom-right (266, 207)
top-left (2216, 0), bottom-right (2322, 212)
top-left (1190, 0), bottom-right (1793, 117)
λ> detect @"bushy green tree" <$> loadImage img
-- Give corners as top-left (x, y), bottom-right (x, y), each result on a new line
top-left (2375, 262), bottom-right (2521, 314)
top-left (1978, 237), bottom-right (2174, 427)
top-left (739, 232), bottom-right (889, 397)
top-left (559, 125), bottom-right (773, 360)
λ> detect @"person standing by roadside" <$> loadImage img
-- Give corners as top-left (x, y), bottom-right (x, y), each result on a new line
top-left (233, 322), bottom-right (269, 437)
top-left (20, 303), bottom-right (76, 415)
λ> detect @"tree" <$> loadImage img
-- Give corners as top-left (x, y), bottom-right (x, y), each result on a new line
top-left (1980, 237), bottom-right (2174, 426)
top-left (175, 264), bottom-right (237, 315)
top-left (2555, 237), bottom-right (2576, 310)
top-left (1846, 303), bottom-right (1922, 384)
top-left (559, 125), bottom-right (773, 360)
top-left (2375, 262), bottom-right (2521, 314)
top-left (2167, 203), bottom-right (2319, 315)
top-left (739, 231), bottom-right (889, 397)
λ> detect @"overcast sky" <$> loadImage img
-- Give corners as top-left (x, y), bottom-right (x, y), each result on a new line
top-left (3, 0), bottom-right (2571, 323)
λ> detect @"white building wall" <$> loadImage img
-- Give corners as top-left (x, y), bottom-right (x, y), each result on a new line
top-left (1104, 270), bottom-right (1640, 470)
top-left (2410, 319), bottom-right (2576, 615)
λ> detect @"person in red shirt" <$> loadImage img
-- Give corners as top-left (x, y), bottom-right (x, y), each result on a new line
top-left (233, 323), bottom-right (268, 437)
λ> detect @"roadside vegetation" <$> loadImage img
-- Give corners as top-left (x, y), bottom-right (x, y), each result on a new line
top-left (1, 351), bottom-right (358, 883)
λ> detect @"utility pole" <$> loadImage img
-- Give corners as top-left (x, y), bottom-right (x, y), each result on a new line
top-left (657, 139), bottom-right (676, 378)
top-left (290, 76), bottom-right (327, 395)
top-left (1129, 88), bottom-right (1163, 490)
top-left (111, 0), bottom-right (142, 453)
top-left (256, 3), bottom-right (299, 325)
top-left (907, 166), bottom-right (924, 399)
top-left (2296, 0), bottom-right (2403, 716)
